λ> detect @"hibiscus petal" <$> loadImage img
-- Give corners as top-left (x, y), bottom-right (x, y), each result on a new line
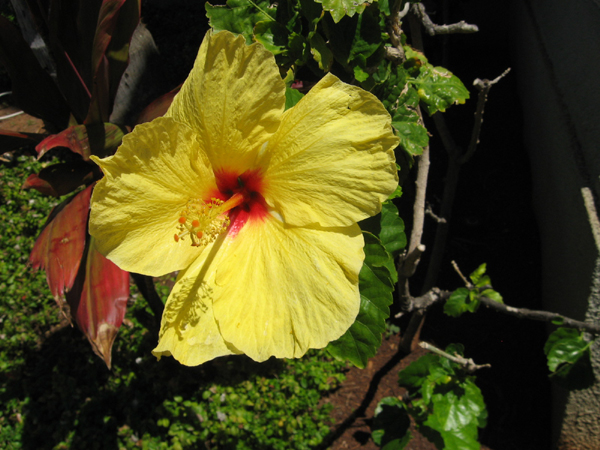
top-left (166, 30), bottom-right (285, 173)
top-left (90, 117), bottom-right (215, 276)
top-left (262, 73), bottom-right (399, 228)
top-left (212, 216), bottom-right (364, 362)
top-left (152, 254), bottom-right (239, 365)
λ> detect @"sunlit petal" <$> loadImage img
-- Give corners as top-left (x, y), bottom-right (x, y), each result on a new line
top-left (212, 216), bottom-right (364, 361)
top-left (90, 117), bottom-right (215, 276)
top-left (166, 30), bottom-right (285, 173)
top-left (152, 254), bottom-right (240, 365)
top-left (261, 73), bottom-right (399, 227)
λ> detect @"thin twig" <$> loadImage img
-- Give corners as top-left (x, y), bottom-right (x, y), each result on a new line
top-left (425, 204), bottom-right (446, 223)
top-left (451, 260), bottom-right (472, 288)
top-left (412, 3), bottom-right (478, 36)
top-left (419, 341), bottom-right (491, 372)
top-left (462, 68), bottom-right (511, 164)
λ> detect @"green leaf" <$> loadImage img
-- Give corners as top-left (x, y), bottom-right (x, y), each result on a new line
top-left (284, 87), bottom-right (304, 110)
top-left (372, 397), bottom-right (411, 449)
top-left (206, 0), bottom-right (276, 44)
top-left (326, 233), bottom-right (394, 368)
top-left (444, 288), bottom-right (479, 317)
top-left (253, 20), bottom-right (288, 55)
top-left (480, 288), bottom-right (503, 304)
top-left (374, 69), bottom-right (429, 156)
top-left (388, 184), bottom-right (403, 200)
top-left (468, 263), bottom-right (486, 285)
top-left (314, 0), bottom-right (371, 23)
top-left (392, 121), bottom-right (428, 156)
top-left (380, 201), bottom-right (406, 259)
top-left (544, 328), bottom-right (595, 390)
top-left (410, 63), bottom-right (470, 115)
top-left (309, 32), bottom-right (333, 71)
top-left (398, 344), bottom-right (487, 450)
top-left (398, 353), bottom-right (441, 391)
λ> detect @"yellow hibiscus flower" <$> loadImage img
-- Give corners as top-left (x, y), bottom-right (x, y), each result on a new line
top-left (89, 30), bottom-right (399, 366)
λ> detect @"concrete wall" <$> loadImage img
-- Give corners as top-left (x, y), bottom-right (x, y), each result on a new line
top-left (512, 0), bottom-right (600, 447)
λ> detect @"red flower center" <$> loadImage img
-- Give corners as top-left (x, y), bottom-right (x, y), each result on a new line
top-left (212, 169), bottom-right (268, 236)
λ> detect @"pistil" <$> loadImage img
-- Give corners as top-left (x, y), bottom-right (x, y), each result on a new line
top-left (174, 193), bottom-right (246, 247)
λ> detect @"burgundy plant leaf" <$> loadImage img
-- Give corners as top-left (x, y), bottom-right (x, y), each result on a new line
top-left (67, 235), bottom-right (129, 369)
top-left (36, 123), bottom-right (126, 160)
top-left (0, 16), bottom-right (70, 128)
top-left (22, 161), bottom-right (98, 197)
top-left (85, 0), bottom-right (140, 124)
top-left (30, 184), bottom-right (93, 317)
top-left (105, 0), bottom-right (140, 111)
top-left (45, 0), bottom-right (102, 122)
top-left (0, 130), bottom-right (47, 152)
top-left (135, 85), bottom-right (181, 125)
top-left (22, 173), bottom-right (61, 197)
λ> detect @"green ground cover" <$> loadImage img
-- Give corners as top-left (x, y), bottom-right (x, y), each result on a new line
top-left (0, 154), bottom-right (347, 450)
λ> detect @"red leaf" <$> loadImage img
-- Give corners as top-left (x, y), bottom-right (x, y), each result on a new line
top-left (0, 129), bottom-right (47, 153)
top-left (30, 184), bottom-right (93, 315)
top-left (67, 236), bottom-right (129, 369)
top-left (135, 85), bottom-right (181, 125)
top-left (36, 123), bottom-right (126, 160)
top-left (85, 0), bottom-right (140, 124)
top-left (22, 161), bottom-right (98, 197)
top-left (22, 173), bottom-right (60, 197)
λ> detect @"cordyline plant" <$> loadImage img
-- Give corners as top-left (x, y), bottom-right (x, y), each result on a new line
top-left (0, 0), bottom-right (172, 368)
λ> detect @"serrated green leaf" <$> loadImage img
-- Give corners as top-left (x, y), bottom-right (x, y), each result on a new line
top-left (381, 79), bottom-right (429, 156)
top-left (206, 0), bottom-right (276, 44)
top-left (544, 328), bottom-right (594, 389)
top-left (309, 31), bottom-right (333, 71)
top-left (481, 288), bottom-right (503, 303)
top-left (315, 0), bottom-right (371, 23)
top-left (474, 275), bottom-right (491, 288)
top-left (388, 185), bottom-right (402, 200)
top-left (380, 201), bottom-right (406, 259)
top-left (398, 353), bottom-right (440, 390)
top-left (284, 87), bottom-right (304, 110)
top-left (326, 233), bottom-right (394, 367)
top-left (253, 20), bottom-right (288, 55)
top-left (354, 65), bottom-right (370, 82)
top-left (392, 121), bottom-right (428, 156)
top-left (468, 263), bottom-right (486, 285)
top-left (411, 63), bottom-right (470, 115)
top-left (444, 287), bottom-right (479, 317)
top-left (372, 397), bottom-right (411, 449)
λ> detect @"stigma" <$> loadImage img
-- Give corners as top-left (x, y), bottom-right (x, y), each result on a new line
top-left (174, 193), bottom-right (244, 246)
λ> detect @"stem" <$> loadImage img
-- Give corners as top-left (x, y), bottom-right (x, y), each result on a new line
top-left (419, 341), bottom-right (491, 372)
top-left (130, 273), bottom-right (164, 327)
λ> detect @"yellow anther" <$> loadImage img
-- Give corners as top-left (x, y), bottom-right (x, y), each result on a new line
top-left (174, 196), bottom-right (239, 247)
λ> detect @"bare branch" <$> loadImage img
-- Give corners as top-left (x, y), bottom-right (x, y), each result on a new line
top-left (399, 284), bottom-right (600, 335)
top-left (395, 287), bottom-right (449, 318)
top-left (461, 68), bottom-right (511, 164)
top-left (451, 260), bottom-right (472, 288)
top-left (425, 204), bottom-right (446, 223)
top-left (420, 342), bottom-right (491, 372)
top-left (479, 297), bottom-right (600, 335)
top-left (384, 46), bottom-right (405, 64)
top-left (412, 3), bottom-right (478, 37)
